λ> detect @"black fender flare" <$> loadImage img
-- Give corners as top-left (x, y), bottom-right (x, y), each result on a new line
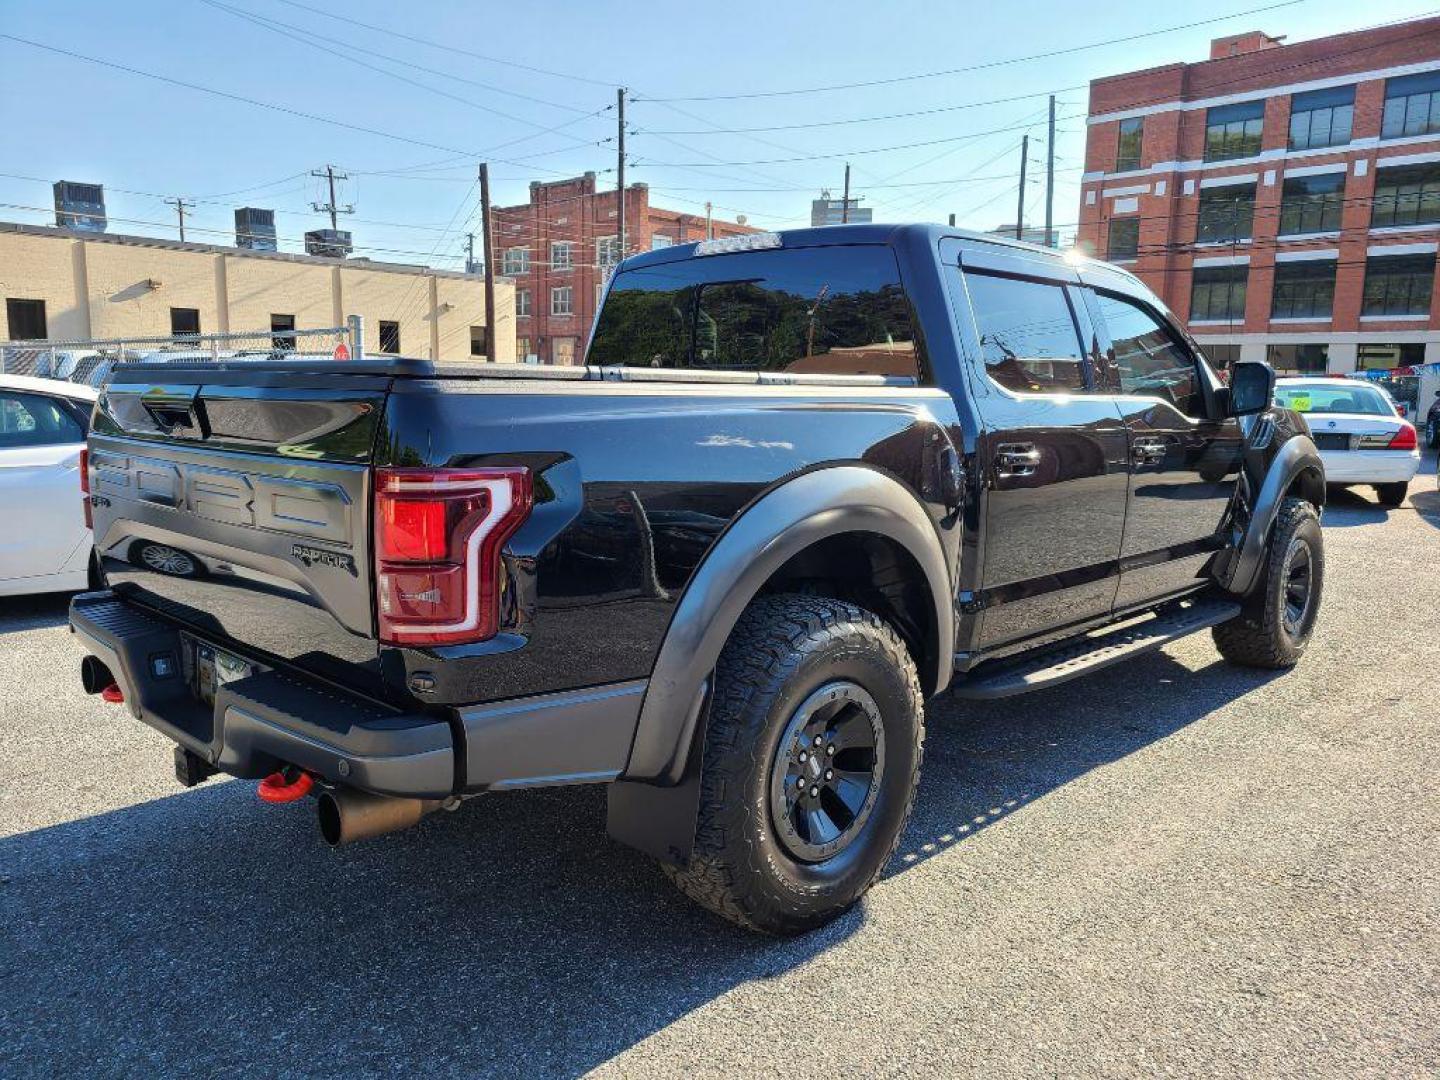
top-left (622, 465), bottom-right (954, 785)
top-left (1219, 433), bottom-right (1324, 597)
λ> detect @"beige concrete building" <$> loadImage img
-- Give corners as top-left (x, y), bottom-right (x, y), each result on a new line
top-left (0, 222), bottom-right (515, 361)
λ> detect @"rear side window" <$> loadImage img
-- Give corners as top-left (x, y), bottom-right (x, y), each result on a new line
top-left (0, 391), bottom-right (84, 448)
top-left (963, 272), bottom-right (1088, 393)
top-left (587, 246), bottom-right (923, 379)
top-left (1095, 293), bottom-right (1202, 418)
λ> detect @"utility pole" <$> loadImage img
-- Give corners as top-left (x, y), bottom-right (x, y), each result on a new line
top-left (478, 163), bottom-right (497, 361)
top-left (841, 163), bottom-right (851, 224)
top-left (1045, 95), bottom-right (1056, 247)
top-left (1015, 135), bottom-right (1029, 242)
top-left (704, 201), bottom-right (713, 240)
top-left (165, 197), bottom-right (195, 242)
top-left (465, 231), bottom-right (476, 275)
top-left (616, 88), bottom-right (626, 262)
top-left (310, 164), bottom-right (353, 231)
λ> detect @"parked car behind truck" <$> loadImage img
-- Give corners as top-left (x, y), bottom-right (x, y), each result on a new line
top-left (70, 225), bottom-right (1325, 935)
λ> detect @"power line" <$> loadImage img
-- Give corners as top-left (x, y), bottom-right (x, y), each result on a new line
top-left (268, 0), bottom-right (616, 87)
top-left (0, 33), bottom-right (587, 176)
top-left (635, 86), bottom-right (1089, 135)
top-left (199, 0), bottom-right (612, 156)
top-left (637, 1), bottom-right (1306, 101)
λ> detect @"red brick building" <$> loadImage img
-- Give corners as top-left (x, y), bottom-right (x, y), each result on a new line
top-left (492, 173), bottom-right (756, 365)
top-left (1077, 17), bottom-right (1440, 414)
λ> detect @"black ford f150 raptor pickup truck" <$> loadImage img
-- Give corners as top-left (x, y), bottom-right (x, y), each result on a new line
top-left (70, 225), bottom-right (1325, 935)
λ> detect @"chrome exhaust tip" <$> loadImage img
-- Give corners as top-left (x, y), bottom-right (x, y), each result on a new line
top-left (317, 788), bottom-right (442, 846)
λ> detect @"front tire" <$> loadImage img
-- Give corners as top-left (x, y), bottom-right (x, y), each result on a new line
top-left (1375, 482), bottom-right (1408, 508)
top-left (1213, 497), bottom-right (1323, 669)
top-left (665, 595), bottom-right (924, 936)
top-left (1425, 418), bottom-right (1438, 450)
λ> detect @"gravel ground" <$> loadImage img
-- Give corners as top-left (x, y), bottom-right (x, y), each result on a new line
top-left (1, 471), bottom-right (1437, 1078)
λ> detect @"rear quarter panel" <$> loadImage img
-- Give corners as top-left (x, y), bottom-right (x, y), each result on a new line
top-left (379, 378), bottom-right (964, 704)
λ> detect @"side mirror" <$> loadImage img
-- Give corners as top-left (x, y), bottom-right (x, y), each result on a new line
top-left (1227, 360), bottom-right (1276, 417)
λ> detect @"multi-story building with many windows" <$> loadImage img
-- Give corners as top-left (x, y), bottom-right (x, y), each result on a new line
top-left (491, 173), bottom-right (756, 365)
top-left (1077, 17), bottom-right (1440, 416)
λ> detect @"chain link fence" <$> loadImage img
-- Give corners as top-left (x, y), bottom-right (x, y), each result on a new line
top-left (0, 318), bottom-right (362, 388)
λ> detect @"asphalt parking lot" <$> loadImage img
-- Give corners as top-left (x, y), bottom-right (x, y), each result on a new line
top-left (2, 469), bottom-right (1437, 1078)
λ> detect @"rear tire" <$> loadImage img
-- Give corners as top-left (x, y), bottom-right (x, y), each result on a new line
top-left (1213, 497), bottom-right (1323, 669)
top-left (665, 595), bottom-right (924, 936)
top-left (1375, 482), bottom-right (1408, 508)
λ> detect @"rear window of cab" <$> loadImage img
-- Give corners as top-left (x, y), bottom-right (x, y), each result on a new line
top-left (586, 246), bottom-right (925, 380)
top-left (1275, 383), bottom-right (1396, 416)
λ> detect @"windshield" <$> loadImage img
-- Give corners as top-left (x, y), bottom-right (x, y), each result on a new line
top-left (1274, 382), bottom-right (1394, 416)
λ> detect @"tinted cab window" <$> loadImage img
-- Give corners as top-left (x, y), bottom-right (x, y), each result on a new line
top-left (963, 272), bottom-right (1089, 393)
top-left (588, 246), bottom-right (923, 379)
top-left (1093, 292), bottom-right (1203, 418)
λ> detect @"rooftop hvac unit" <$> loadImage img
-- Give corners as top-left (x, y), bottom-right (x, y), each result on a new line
top-left (54, 181), bottom-right (106, 232)
top-left (304, 228), bottom-right (352, 258)
top-left (235, 207), bottom-right (277, 251)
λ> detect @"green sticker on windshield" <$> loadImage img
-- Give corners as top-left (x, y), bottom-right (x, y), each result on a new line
top-left (1289, 393), bottom-right (1311, 411)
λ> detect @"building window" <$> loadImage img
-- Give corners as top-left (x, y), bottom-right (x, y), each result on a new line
top-left (1278, 173), bottom-right (1345, 235)
top-left (1196, 184), bottom-right (1256, 243)
top-left (651, 234), bottom-right (673, 250)
top-left (1106, 217), bottom-right (1140, 261)
top-left (1371, 163), bottom-right (1440, 228)
top-left (379, 320), bottom-right (401, 354)
top-left (1358, 342), bottom-right (1425, 370)
top-left (516, 289), bottom-right (531, 317)
top-left (596, 235), bottom-right (621, 268)
top-left (5, 298), bottom-right (47, 340)
top-left (1271, 261), bottom-right (1335, 320)
top-left (1115, 117), bottom-right (1143, 172)
top-left (595, 282), bottom-right (605, 310)
top-left (1288, 86), bottom-right (1354, 151)
top-left (1204, 101), bottom-right (1264, 162)
top-left (550, 241), bottom-right (573, 270)
top-left (270, 314), bottom-right (296, 352)
top-left (1362, 253), bottom-right (1436, 316)
top-left (502, 247), bottom-right (530, 275)
top-left (517, 337), bottom-right (531, 361)
top-left (551, 286), bottom-right (573, 316)
top-left (470, 325), bottom-right (488, 358)
top-left (1190, 265), bottom-right (1248, 321)
top-left (1265, 343), bottom-right (1328, 374)
top-left (170, 307), bottom-right (201, 338)
top-left (1382, 71), bottom-right (1440, 139)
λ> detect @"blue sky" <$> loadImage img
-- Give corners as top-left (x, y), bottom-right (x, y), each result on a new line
top-left (1, 0), bottom-right (1435, 268)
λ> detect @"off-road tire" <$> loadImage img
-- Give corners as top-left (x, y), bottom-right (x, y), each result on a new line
top-left (665, 595), bottom-right (924, 936)
top-left (1213, 497), bottom-right (1323, 669)
top-left (1425, 417), bottom-right (1438, 450)
top-left (1375, 482), bottom-right (1408, 508)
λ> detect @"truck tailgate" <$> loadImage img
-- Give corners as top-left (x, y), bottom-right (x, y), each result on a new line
top-left (89, 369), bottom-right (390, 699)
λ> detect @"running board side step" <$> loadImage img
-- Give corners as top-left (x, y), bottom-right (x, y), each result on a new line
top-left (951, 597), bottom-right (1242, 700)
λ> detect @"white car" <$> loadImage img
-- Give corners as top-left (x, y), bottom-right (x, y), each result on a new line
top-left (1274, 377), bottom-right (1421, 507)
top-left (0, 374), bottom-right (98, 595)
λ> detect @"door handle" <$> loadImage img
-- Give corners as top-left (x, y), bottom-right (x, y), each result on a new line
top-left (1130, 438), bottom-right (1167, 465)
top-left (994, 443), bottom-right (1041, 478)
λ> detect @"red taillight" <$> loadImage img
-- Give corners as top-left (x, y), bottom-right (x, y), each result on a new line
top-left (374, 467), bottom-right (532, 646)
top-left (79, 447), bottom-right (92, 529)
top-left (1389, 423), bottom-right (1418, 451)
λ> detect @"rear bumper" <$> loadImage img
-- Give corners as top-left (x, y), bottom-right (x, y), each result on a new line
top-left (1318, 449), bottom-right (1420, 485)
top-left (69, 591), bottom-right (455, 798)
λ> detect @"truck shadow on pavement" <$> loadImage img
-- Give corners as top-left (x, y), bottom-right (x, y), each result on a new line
top-left (0, 650), bottom-right (1279, 1078)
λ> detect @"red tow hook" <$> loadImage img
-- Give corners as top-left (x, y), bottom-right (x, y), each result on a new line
top-left (100, 683), bottom-right (124, 704)
top-left (257, 769), bottom-right (315, 804)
